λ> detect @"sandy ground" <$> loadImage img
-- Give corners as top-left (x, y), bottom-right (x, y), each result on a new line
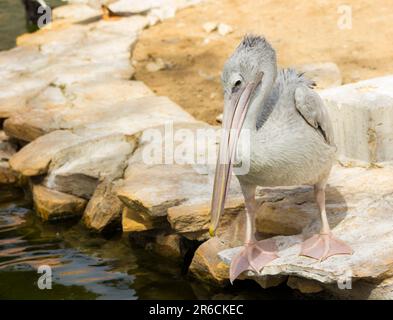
top-left (133, 0), bottom-right (393, 124)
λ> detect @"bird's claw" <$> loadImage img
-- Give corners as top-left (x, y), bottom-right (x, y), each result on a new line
top-left (229, 238), bottom-right (278, 283)
top-left (300, 232), bottom-right (353, 261)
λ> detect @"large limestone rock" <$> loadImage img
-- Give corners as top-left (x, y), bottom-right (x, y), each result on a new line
top-left (117, 162), bottom-right (213, 220)
top-left (167, 198), bottom-right (243, 240)
top-left (52, 4), bottom-right (101, 22)
top-left (9, 130), bottom-right (86, 176)
top-left (122, 207), bottom-right (169, 232)
top-left (3, 81), bottom-right (151, 141)
top-left (71, 96), bottom-right (196, 137)
top-left (295, 62), bottom-right (342, 89)
top-left (117, 122), bottom-right (242, 235)
top-left (255, 186), bottom-right (320, 236)
top-left (108, 0), bottom-right (155, 14)
top-left (207, 165), bottom-right (393, 299)
top-left (32, 184), bottom-right (87, 221)
top-left (0, 47), bottom-right (138, 122)
top-left (107, 0), bottom-right (201, 24)
top-left (5, 95), bottom-right (194, 142)
top-left (0, 76), bottom-right (51, 119)
top-left (0, 11), bottom-right (151, 120)
top-left (92, 15), bottom-right (149, 37)
top-left (321, 75), bottom-right (393, 167)
top-left (17, 22), bottom-right (88, 55)
top-left (57, 80), bottom-right (154, 106)
top-left (36, 59), bottom-right (134, 88)
top-left (8, 96), bottom-right (194, 183)
top-left (189, 237), bottom-right (230, 284)
top-left (83, 179), bottom-right (124, 233)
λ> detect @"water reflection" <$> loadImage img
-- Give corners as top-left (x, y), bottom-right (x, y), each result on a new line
top-left (0, 189), bottom-right (302, 300)
top-left (0, 203), bottom-right (135, 299)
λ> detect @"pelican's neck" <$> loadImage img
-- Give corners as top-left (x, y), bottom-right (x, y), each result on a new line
top-left (242, 71), bottom-right (276, 133)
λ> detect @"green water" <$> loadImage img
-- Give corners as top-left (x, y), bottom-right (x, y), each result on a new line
top-left (0, 189), bottom-right (301, 300)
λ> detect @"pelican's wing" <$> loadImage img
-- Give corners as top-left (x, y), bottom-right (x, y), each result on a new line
top-left (294, 85), bottom-right (335, 146)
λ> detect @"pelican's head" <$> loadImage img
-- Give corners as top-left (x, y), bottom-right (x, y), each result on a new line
top-left (209, 35), bottom-right (277, 236)
top-left (222, 35), bottom-right (277, 103)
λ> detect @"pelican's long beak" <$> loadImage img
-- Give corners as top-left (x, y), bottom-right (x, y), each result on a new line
top-left (209, 73), bottom-right (263, 236)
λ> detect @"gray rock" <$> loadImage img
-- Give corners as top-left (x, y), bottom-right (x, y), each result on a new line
top-left (9, 130), bottom-right (86, 176)
top-left (44, 134), bottom-right (137, 198)
top-left (321, 75), bottom-right (393, 166)
top-left (5, 95), bottom-right (194, 142)
top-left (0, 131), bottom-right (19, 185)
top-left (116, 122), bottom-right (242, 238)
top-left (52, 4), bottom-right (101, 21)
top-left (32, 184), bottom-right (87, 221)
top-left (213, 165), bottom-right (393, 299)
top-left (0, 76), bottom-right (51, 119)
top-left (83, 179), bottom-right (124, 232)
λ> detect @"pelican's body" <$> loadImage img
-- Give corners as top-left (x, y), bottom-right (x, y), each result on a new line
top-left (210, 36), bottom-right (352, 283)
top-left (236, 69), bottom-right (335, 188)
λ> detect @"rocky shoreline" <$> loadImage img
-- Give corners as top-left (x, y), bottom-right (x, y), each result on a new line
top-left (1, 1), bottom-right (393, 299)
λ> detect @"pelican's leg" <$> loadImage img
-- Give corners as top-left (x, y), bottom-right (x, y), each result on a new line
top-left (230, 183), bottom-right (278, 283)
top-left (300, 181), bottom-right (353, 261)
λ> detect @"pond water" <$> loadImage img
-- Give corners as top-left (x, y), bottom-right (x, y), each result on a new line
top-left (0, 1), bottom-right (301, 300)
top-left (0, 189), bottom-right (301, 300)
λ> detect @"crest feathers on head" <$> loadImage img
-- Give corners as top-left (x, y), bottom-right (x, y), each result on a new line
top-left (239, 34), bottom-right (267, 49)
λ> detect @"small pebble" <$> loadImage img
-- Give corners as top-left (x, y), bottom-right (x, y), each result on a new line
top-left (146, 58), bottom-right (170, 72)
top-left (218, 23), bottom-right (233, 36)
top-left (202, 22), bottom-right (218, 33)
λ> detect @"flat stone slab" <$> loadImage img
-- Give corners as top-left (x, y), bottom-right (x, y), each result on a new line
top-left (0, 11), bottom-right (152, 121)
top-left (32, 184), bottom-right (87, 221)
top-left (321, 75), bottom-right (393, 166)
top-left (5, 95), bottom-right (195, 142)
top-left (44, 134), bottom-right (137, 199)
top-left (83, 179), bottom-right (124, 233)
top-left (117, 122), bottom-right (246, 239)
top-left (0, 46), bottom-right (49, 81)
top-left (53, 4), bottom-right (101, 22)
top-left (210, 166), bottom-right (393, 298)
top-left (116, 122), bottom-right (216, 214)
top-left (23, 80), bottom-right (153, 115)
top-left (9, 130), bottom-right (87, 176)
top-left (167, 198), bottom-right (244, 240)
top-left (0, 76), bottom-right (51, 119)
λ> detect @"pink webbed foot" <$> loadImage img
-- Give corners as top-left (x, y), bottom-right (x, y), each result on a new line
top-left (300, 232), bottom-right (353, 261)
top-left (229, 238), bottom-right (278, 283)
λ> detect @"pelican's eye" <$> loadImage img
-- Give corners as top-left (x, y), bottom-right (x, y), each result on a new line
top-left (232, 79), bottom-right (242, 93)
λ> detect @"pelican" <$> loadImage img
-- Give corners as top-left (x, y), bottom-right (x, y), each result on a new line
top-left (209, 35), bottom-right (353, 283)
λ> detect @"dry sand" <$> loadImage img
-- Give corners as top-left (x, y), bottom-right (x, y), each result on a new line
top-left (133, 0), bottom-right (393, 124)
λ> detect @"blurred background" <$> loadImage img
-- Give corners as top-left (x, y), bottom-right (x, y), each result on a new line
top-left (132, 0), bottom-right (393, 123)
